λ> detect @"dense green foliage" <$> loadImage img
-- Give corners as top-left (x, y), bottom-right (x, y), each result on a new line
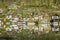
top-left (0, 30), bottom-right (60, 40)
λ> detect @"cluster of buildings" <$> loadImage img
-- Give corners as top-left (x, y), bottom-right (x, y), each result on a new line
top-left (50, 14), bottom-right (59, 32)
top-left (0, 11), bottom-right (60, 33)
top-left (0, 3), bottom-right (59, 33)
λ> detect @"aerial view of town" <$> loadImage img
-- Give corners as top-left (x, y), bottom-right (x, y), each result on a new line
top-left (0, 0), bottom-right (60, 40)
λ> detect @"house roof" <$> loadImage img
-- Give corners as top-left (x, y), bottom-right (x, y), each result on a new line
top-left (51, 14), bottom-right (59, 20)
top-left (44, 13), bottom-right (49, 17)
top-left (43, 13), bottom-right (50, 20)
top-left (51, 27), bottom-right (59, 31)
top-left (6, 27), bottom-right (12, 32)
top-left (6, 14), bottom-right (12, 19)
top-left (53, 21), bottom-right (59, 27)
top-left (27, 22), bottom-right (35, 26)
top-left (41, 20), bottom-right (50, 27)
top-left (38, 15), bottom-right (43, 20)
